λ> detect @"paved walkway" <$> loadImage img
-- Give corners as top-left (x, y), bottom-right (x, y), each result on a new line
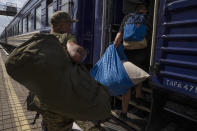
top-left (0, 48), bottom-right (42, 131)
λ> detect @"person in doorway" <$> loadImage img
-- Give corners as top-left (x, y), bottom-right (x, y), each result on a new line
top-left (114, 4), bottom-right (148, 119)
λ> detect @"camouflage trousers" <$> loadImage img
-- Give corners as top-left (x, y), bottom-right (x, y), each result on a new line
top-left (41, 111), bottom-right (74, 131)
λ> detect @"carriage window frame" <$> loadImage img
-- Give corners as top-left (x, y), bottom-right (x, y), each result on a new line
top-left (17, 22), bottom-right (19, 35)
top-left (59, 0), bottom-right (70, 13)
top-left (47, 3), bottom-right (53, 26)
top-left (28, 14), bottom-right (32, 32)
top-left (19, 20), bottom-right (23, 34)
top-left (13, 26), bottom-right (14, 36)
top-left (13, 26), bottom-right (15, 36)
top-left (35, 5), bottom-right (41, 30)
top-left (15, 24), bottom-right (18, 35)
top-left (23, 17), bottom-right (28, 33)
top-left (10, 27), bottom-right (13, 36)
top-left (9, 29), bottom-right (11, 36)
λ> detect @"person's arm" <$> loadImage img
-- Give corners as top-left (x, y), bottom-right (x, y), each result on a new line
top-left (114, 32), bottom-right (123, 48)
top-left (114, 15), bottom-right (130, 48)
top-left (66, 40), bottom-right (87, 63)
top-left (65, 34), bottom-right (87, 63)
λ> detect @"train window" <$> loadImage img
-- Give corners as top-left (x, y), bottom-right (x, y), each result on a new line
top-left (23, 17), bottom-right (27, 33)
top-left (35, 5), bottom-right (41, 30)
top-left (8, 29), bottom-right (10, 36)
top-left (26, 16), bottom-right (29, 32)
top-left (47, 4), bottom-right (53, 26)
top-left (9, 28), bottom-right (11, 36)
top-left (28, 14), bottom-right (32, 32)
top-left (12, 26), bottom-right (16, 36)
top-left (12, 26), bottom-right (14, 36)
top-left (9, 29), bottom-right (11, 36)
top-left (60, 0), bottom-right (70, 13)
top-left (47, 0), bottom-right (53, 26)
top-left (11, 28), bottom-right (12, 36)
top-left (17, 22), bottom-right (20, 35)
top-left (15, 24), bottom-right (18, 35)
top-left (10, 28), bottom-right (11, 36)
top-left (12, 26), bottom-right (15, 36)
top-left (19, 20), bottom-right (23, 34)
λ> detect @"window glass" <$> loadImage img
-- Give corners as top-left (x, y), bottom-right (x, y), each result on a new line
top-left (17, 22), bottom-right (19, 35)
top-left (18, 22), bottom-right (20, 34)
top-left (60, 0), bottom-right (69, 13)
top-left (19, 21), bottom-right (23, 34)
top-left (28, 14), bottom-right (32, 32)
top-left (48, 4), bottom-right (53, 25)
top-left (35, 6), bottom-right (41, 29)
top-left (15, 24), bottom-right (18, 35)
top-left (21, 21), bottom-right (23, 34)
top-left (12, 27), bottom-right (14, 36)
top-left (23, 18), bottom-right (27, 33)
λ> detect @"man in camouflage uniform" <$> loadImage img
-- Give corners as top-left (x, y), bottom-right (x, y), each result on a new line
top-left (35, 11), bottom-right (81, 131)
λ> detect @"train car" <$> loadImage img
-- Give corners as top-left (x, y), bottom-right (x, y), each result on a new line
top-left (0, 0), bottom-right (51, 52)
top-left (0, 0), bottom-right (109, 65)
top-left (147, 0), bottom-right (197, 130)
top-left (0, 0), bottom-right (140, 65)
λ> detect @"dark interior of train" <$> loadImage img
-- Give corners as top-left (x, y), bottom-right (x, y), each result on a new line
top-left (108, 0), bottom-right (155, 71)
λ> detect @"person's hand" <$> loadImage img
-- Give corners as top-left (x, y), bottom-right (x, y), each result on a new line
top-left (114, 32), bottom-right (123, 48)
top-left (66, 41), bottom-right (87, 63)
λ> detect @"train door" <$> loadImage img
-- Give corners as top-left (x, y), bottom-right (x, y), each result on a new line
top-left (76, 0), bottom-right (95, 64)
top-left (107, 0), bottom-right (124, 43)
top-left (107, 0), bottom-right (155, 130)
top-left (148, 0), bottom-right (197, 130)
top-left (56, 0), bottom-right (95, 65)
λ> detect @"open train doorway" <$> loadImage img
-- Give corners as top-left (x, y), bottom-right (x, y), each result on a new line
top-left (107, 0), bottom-right (155, 69)
top-left (75, 0), bottom-right (95, 65)
top-left (107, 0), bottom-right (155, 130)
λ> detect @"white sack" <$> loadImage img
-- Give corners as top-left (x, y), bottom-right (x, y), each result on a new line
top-left (122, 61), bottom-right (150, 85)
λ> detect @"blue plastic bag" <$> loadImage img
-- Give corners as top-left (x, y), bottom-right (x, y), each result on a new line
top-left (123, 13), bottom-right (146, 41)
top-left (90, 44), bottom-right (134, 96)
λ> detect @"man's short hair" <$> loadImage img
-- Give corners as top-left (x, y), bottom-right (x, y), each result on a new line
top-left (51, 11), bottom-right (77, 26)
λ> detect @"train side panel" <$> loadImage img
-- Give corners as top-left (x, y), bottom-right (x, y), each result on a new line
top-left (1, 0), bottom-right (106, 65)
top-left (148, 0), bottom-right (197, 130)
top-left (151, 0), bottom-right (197, 100)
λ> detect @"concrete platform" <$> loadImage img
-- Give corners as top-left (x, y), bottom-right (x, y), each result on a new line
top-left (0, 48), bottom-right (43, 131)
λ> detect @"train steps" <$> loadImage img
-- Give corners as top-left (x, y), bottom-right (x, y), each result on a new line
top-left (112, 85), bottom-right (152, 131)
top-left (76, 117), bottom-right (135, 131)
